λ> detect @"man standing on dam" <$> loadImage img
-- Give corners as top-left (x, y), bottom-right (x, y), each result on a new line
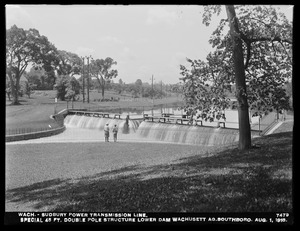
top-left (112, 124), bottom-right (118, 142)
top-left (104, 123), bottom-right (110, 142)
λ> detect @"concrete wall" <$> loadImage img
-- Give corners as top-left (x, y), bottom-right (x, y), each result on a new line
top-left (6, 109), bottom-right (68, 143)
top-left (6, 126), bottom-right (66, 142)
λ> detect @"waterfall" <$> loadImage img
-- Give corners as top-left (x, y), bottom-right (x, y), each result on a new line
top-left (63, 115), bottom-right (239, 146)
top-left (64, 115), bottom-right (141, 134)
top-left (137, 121), bottom-right (239, 146)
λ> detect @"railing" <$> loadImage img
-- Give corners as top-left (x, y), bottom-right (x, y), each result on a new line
top-left (65, 103), bottom-right (183, 115)
top-left (260, 119), bottom-right (279, 136)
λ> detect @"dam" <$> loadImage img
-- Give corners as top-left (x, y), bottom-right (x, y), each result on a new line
top-left (137, 122), bottom-right (239, 146)
top-left (7, 107), bottom-right (267, 145)
top-left (64, 114), bottom-right (141, 134)
top-left (61, 109), bottom-right (250, 146)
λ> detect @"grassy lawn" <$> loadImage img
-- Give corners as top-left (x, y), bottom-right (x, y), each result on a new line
top-left (6, 131), bottom-right (292, 212)
top-left (273, 121), bottom-right (294, 134)
top-left (6, 90), bottom-right (182, 131)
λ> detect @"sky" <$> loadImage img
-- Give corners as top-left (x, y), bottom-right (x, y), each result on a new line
top-left (5, 4), bottom-right (293, 84)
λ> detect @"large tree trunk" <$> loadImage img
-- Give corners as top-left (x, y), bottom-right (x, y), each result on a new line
top-left (101, 77), bottom-right (105, 99)
top-left (226, 5), bottom-right (251, 150)
top-left (96, 75), bottom-right (105, 99)
top-left (101, 84), bottom-right (105, 99)
top-left (11, 75), bottom-right (20, 105)
top-left (6, 91), bottom-right (11, 101)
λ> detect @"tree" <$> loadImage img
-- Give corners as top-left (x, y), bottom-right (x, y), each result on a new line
top-left (113, 82), bottom-right (123, 95)
top-left (181, 5), bottom-right (293, 150)
top-left (225, 5), bottom-right (252, 149)
top-left (90, 57), bottom-right (118, 99)
top-left (65, 77), bottom-right (81, 101)
top-left (26, 66), bottom-right (47, 90)
top-left (180, 58), bottom-right (230, 122)
top-left (54, 75), bottom-right (69, 101)
top-left (23, 81), bottom-right (34, 98)
top-left (6, 25), bottom-right (57, 105)
top-left (170, 83), bottom-right (183, 94)
top-left (135, 79), bottom-right (143, 97)
top-left (284, 80), bottom-right (293, 108)
top-left (6, 75), bottom-right (12, 101)
top-left (56, 50), bottom-right (82, 77)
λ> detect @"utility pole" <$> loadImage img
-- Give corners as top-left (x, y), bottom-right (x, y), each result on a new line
top-left (151, 75), bottom-right (154, 104)
top-left (161, 80), bottom-right (163, 99)
top-left (150, 75), bottom-right (155, 116)
top-left (81, 57), bottom-right (85, 103)
top-left (85, 55), bottom-right (93, 104)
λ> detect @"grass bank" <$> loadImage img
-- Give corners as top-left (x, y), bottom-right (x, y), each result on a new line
top-left (6, 131), bottom-right (292, 212)
top-left (6, 90), bottom-right (182, 131)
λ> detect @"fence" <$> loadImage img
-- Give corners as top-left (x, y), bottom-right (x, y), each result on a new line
top-left (65, 104), bottom-right (184, 116)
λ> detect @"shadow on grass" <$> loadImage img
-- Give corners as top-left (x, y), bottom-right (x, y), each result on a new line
top-left (6, 132), bottom-right (293, 212)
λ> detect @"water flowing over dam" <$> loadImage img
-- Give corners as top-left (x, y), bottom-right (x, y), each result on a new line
top-left (63, 114), bottom-right (239, 146)
top-left (64, 114), bottom-right (141, 134)
top-left (137, 121), bottom-right (239, 146)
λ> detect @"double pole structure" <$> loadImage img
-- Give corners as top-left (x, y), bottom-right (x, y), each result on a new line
top-left (151, 75), bottom-right (155, 116)
top-left (81, 55), bottom-right (93, 104)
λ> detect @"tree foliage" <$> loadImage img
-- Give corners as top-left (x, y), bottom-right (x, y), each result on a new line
top-left (181, 5), bottom-right (292, 121)
top-left (56, 50), bottom-right (82, 76)
top-left (180, 58), bottom-right (230, 122)
top-left (90, 57), bottom-right (118, 98)
top-left (133, 79), bottom-right (143, 97)
top-left (180, 5), bottom-right (292, 149)
top-left (54, 75), bottom-right (69, 101)
top-left (6, 75), bottom-right (12, 101)
top-left (22, 81), bottom-right (34, 98)
top-left (25, 66), bottom-right (55, 90)
top-left (6, 25), bottom-right (57, 104)
top-left (54, 75), bottom-right (80, 102)
top-left (209, 5), bottom-right (292, 115)
top-left (65, 76), bottom-right (81, 101)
